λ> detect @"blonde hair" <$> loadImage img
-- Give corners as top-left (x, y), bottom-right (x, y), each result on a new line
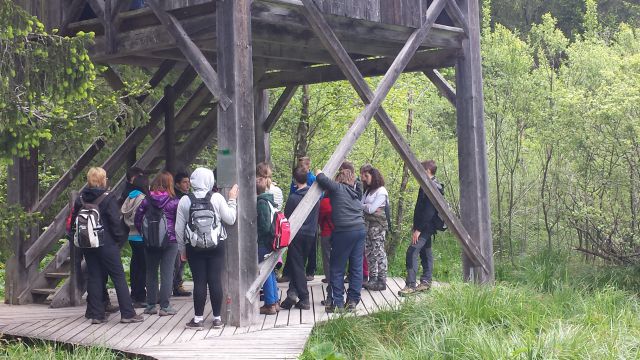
top-left (334, 168), bottom-right (355, 186)
top-left (256, 176), bottom-right (272, 194)
top-left (87, 167), bottom-right (107, 188)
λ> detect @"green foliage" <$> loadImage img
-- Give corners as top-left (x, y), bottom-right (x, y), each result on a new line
top-left (0, 338), bottom-right (129, 359)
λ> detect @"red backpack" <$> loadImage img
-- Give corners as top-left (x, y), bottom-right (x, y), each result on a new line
top-left (266, 201), bottom-right (291, 250)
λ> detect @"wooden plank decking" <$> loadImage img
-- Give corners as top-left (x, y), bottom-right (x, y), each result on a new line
top-left (0, 276), bottom-right (417, 359)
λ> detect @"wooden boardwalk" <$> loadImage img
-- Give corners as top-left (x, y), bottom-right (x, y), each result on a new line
top-left (0, 276), bottom-right (410, 359)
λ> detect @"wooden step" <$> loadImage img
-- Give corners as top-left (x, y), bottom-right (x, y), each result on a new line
top-left (32, 288), bottom-right (57, 295)
top-left (45, 272), bottom-right (70, 279)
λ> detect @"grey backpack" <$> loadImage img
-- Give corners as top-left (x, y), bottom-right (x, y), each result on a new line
top-left (185, 192), bottom-right (222, 250)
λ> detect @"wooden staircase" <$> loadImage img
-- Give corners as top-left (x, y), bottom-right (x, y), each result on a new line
top-left (16, 74), bottom-right (219, 307)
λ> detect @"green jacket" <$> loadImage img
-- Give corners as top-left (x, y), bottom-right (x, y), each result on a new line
top-left (257, 192), bottom-right (275, 248)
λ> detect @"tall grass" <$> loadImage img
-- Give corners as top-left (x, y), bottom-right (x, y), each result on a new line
top-left (0, 338), bottom-right (127, 359)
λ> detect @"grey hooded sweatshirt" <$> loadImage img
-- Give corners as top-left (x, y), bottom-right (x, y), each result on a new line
top-left (316, 173), bottom-right (364, 232)
top-left (175, 167), bottom-right (237, 255)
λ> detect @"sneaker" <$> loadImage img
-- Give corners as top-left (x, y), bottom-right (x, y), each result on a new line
top-left (105, 303), bottom-right (120, 313)
top-left (368, 280), bottom-right (387, 291)
top-left (306, 275), bottom-right (315, 282)
top-left (91, 317), bottom-right (108, 324)
top-left (159, 306), bottom-right (177, 316)
top-left (121, 314), bottom-right (144, 323)
top-left (260, 305), bottom-right (277, 315)
top-left (295, 300), bottom-right (310, 310)
top-left (185, 318), bottom-right (204, 330)
top-left (398, 286), bottom-right (417, 297)
top-left (132, 302), bottom-right (148, 309)
top-left (144, 304), bottom-right (158, 315)
top-left (212, 318), bottom-right (223, 329)
top-left (279, 297), bottom-right (296, 310)
top-left (277, 275), bottom-right (290, 283)
top-left (325, 304), bottom-right (345, 314)
top-left (344, 301), bottom-right (358, 312)
top-left (416, 281), bottom-right (432, 292)
top-left (173, 285), bottom-right (192, 297)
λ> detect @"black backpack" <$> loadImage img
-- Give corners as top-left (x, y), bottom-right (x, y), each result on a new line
top-left (74, 192), bottom-right (109, 248)
top-left (142, 202), bottom-right (169, 249)
top-left (432, 181), bottom-right (448, 233)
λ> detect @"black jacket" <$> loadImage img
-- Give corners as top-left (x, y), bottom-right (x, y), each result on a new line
top-left (284, 186), bottom-right (320, 238)
top-left (316, 173), bottom-right (364, 232)
top-left (71, 187), bottom-right (128, 246)
top-left (412, 177), bottom-right (444, 235)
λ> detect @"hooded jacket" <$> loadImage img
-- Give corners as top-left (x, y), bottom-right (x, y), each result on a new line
top-left (412, 176), bottom-right (444, 235)
top-left (69, 187), bottom-right (127, 246)
top-left (134, 191), bottom-right (180, 243)
top-left (121, 190), bottom-right (145, 241)
top-left (318, 197), bottom-right (334, 237)
top-left (175, 168), bottom-right (237, 255)
top-left (284, 185), bottom-right (320, 238)
top-left (316, 173), bottom-right (364, 232)
top-left (257, 192), bottom-right (276, 248)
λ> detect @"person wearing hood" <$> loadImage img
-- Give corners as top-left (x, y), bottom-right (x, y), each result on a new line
top-left (70, 167), bottom-right (143, 324)
top-left (119, 167), bottom-right (144, 205)
top-left (399, 160), bottom-right (443, 296)
top-left (175, 167), bottom-right (238, 330)
top-left (172, 171), bottom-right (192, 297)
top-left (256, 176), bottom-right (279, 315)
top-left (279, 166), bottom-right (320, 311)
top-left (135, 171), bottom-right (180, 317)
top-left (120, 174), bottom-right (150, 307)
top-left (315, 163), bottom-right (365, 313)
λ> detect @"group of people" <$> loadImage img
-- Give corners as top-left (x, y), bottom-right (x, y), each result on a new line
top-left (68, 166), bottom-right (238, 330)
top-left (257, 157), bottom-right (444, 314)
top-left (67, 155), bottom-right (443, 326)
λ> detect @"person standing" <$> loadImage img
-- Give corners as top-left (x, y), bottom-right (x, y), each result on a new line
top-left (399, 160), bottom-right (443, 296)
top-left (172, 171), bottom-right (192, 297)
top-left (175, 168), bottom-right (238, 330)
top-left (121, 174), bottom-right (150, 307)
top-left (360, 166), bottom-right (389, 291)
top-left (316, 164), bottom-right (365, 312)
top-left (70, 167), bottom-right (143, 324)
top-left (318, 196), bottom-right (334, 284)
top-left (256, 177), bottom-right (279, 315)
top-left (135, 172), bottom-right (180, 316)
top-left (257, 162), bottom-right (284, 211)
top-left (280, 166), bottom-right (320, 310)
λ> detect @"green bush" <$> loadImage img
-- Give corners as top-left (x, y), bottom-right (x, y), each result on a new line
top-left (0, 338), bottom-right (128, 359)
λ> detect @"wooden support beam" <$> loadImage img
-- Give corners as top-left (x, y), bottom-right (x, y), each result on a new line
top-left (60, 0), bottom-right (89, 36)
top-left (104, 0), bottom-right (117, 54)
top-left (444, 0), bottom-right (469, 36)
top-left (23, 67), bottom-right (198, 269)
top-left (455, 0), bottom-right (494, 283)
top-left (146, 0), bottom-right (231, 110)
top-left (217, 0), bottom-right (259, 327)
top-left (164, 85), bottom-right (177, 173)
top-left (257, 49), bottom-right (458, 88)
top-left (248, 0), bottom-right (455, 301)
top-left (87, 0), bottom-right (105, 20)
top-left (263, 86), bottom-right (298, 132)
top-left (423, 69), bottom-right (456, 106)
top-left (254, 89), bottom-right (270, 164)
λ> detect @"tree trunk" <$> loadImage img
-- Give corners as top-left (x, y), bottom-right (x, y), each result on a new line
top-left (292, 85), bottom-right (310, 169)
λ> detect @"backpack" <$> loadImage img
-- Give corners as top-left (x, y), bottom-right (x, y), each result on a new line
top-left (263, 199), bottom-right (291, 251)
top-left (74, 192), bottom-right (109, 248)
top-left (384, 198), bottom-right (393, 232)
top-left (185, 192), bottom-right (222, 250)
top-left (142, 202), bottom-right (169, 249)
top-left (121, 194), bottom-right (144, 227)
top-left (432, 181), bottom-right (448, 233)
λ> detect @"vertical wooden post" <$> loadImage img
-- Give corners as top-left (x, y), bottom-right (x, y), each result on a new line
top-left (5, 148), bottom-right (40, 304)
top-left (455, 0), bottom-right (494, 283)
top-left (254, 89), bottom-right (270, 164)
top-left (217, 0), bottom-right (258, 327)
top-left (164, 85), bottom-right (177, 174)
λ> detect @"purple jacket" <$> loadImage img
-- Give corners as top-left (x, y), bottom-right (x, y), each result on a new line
top-left (135, 191), bottom-right (180, 243)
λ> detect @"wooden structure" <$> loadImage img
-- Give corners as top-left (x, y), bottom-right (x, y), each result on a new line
top-left (0, 277), bottom-right (416, 359)
top-left (7, 0), bottom-right (494, 327)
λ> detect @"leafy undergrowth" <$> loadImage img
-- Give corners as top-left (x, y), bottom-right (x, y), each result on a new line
top-left (0, 338), bottom-right (130, 359)
top-left (303, 275), bottom-right (640, 359)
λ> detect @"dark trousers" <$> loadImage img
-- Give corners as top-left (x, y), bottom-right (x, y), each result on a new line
top-left (173, 254), bottom-right (186, 290)
top-left (83, 244), bottom-right (136, 320)
top-left (285, 234), bottom-right (314, 302)
top-left (187, 242), bottom-right (225, 317)
top-left (129, 241), bottom-right (146, 302)
top-left (328, 227), bottom-right (365, 307)
top-left (145, 243), bottom-right (178, 309)
top-left (282, 234), bottom-right (317, 277)
top-left (405, 234), bottom-right (433, 287)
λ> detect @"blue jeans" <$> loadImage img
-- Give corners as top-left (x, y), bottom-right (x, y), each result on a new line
top-left (259, 245), bottom-right (279, 306)
top-left (328, 227), bottom-right (366, 307)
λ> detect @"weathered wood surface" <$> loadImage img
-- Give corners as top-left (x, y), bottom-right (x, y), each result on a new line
top-left (424, 68), bottom-right (456, 106)
top-left (0, 277), bottom-right (411, 359)
top-left (263, 86), bottom-right (299, 132)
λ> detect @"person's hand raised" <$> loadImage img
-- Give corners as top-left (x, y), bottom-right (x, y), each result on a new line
top-left (315, 169), bottom-right (322, 176)
top-left (229, 184), bottom-right (239, 200)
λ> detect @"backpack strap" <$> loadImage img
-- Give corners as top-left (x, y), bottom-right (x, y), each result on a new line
top-left (204, 191), bottom-right (213, 203)
top-left (187, 192), bottom-right (197, 206)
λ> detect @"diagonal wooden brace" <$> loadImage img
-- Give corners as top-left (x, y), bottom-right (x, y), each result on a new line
top-left (300, 0), bottom-right (488, 273)
top-left (247, 0), bottom-right (453, 302)
top-left (263, 86), bottom-right (299, 133)
top-left (424, 69), bottom-right (457, 106)
top-left (146, 0), bottom-right (232, 110)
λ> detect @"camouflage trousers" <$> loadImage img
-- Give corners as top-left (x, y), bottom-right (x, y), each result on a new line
top-left (365, 223), bottom-right (388, 280)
